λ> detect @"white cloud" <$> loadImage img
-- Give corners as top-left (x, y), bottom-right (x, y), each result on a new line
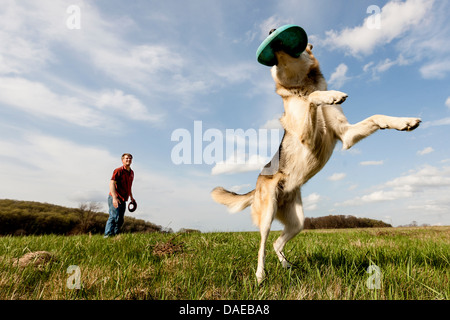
top-left (0, 77), bottom-right (163, 128)
top-left (258, 15), bottom-right (293, 40)
top-left (414, 99), bottom-right (450, 128)
top-left (417, 147), bottom-right (434, 155)
top-left (304, 193), bottom-right (321, 211)
top-left (0, 1), bottom-right (55, 75)
top-left (0, 131), bottom-right (118, 205)
top-left (445, 97), bottom-right (450, 109)
top-left (335, 165), bottom-right (450, 208)
top-left (408, 202), bottom-right (449, 212)
top-left (320, 0), bottom-right (450, 81)
top-left (229, 184), bottom-right (252, 193)
top-left (360, 160), bottom-right (384, 166)
top-left (260, 117), bottom-right (283, 130)
top-left (328, 63), bottom-right (349, 89)
top-left (322, 0), bottom-right (434, 56)
top-left (421, 117), bottom-right (450, 128)
top-left (420, 60), bottom-right (450, 79)
top-left (88, 44), bottom-right (187, 92)
top-left (0, 1), bottom-right (168, 130)
top-left (0, 77), bottom-right (105, 128)
top-left (0, 0), bottom-right (213, 104)
top-left (363, 55), bottom-right (410, 79)
top-left (385, 165), bottom-right (450, 189)
top-left (214, 62), bottom-right (259, 84)
top-left (211, 154), bottom-right (270, 175)
top-left (328, 172), bottom-right (346, 181)
top-left (96, 89), bottom-right (164, 123)
top-left (400, 1), bottom-right (450, 79)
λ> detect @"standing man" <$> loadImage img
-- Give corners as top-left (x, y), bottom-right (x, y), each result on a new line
top-left (104, 153), bottom-right (135, 237)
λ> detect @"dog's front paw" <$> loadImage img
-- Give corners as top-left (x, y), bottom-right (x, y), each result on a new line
top-left (398, 118), bottom-right (422, 131)
top-left (309, 90), bottom-right (348, 105)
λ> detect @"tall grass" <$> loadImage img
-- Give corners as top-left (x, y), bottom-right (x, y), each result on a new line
top-left (0, 227), bottom-right (448, 300)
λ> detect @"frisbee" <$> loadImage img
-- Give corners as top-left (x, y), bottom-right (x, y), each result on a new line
top-left (128, 199), bottom-right (137, 212)
top-left (256, 24), bottom-right (308, 66)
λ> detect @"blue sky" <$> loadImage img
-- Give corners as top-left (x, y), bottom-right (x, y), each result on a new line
top-left (0, 0), bottom-right (449, 232)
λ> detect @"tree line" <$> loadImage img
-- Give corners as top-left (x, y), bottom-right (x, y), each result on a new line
top-left (0, 199), bottom-right (392, 236)
top-left (0, 199), bottom-right (165, 236)
top-left (304, 215), bottom-right (392, 229)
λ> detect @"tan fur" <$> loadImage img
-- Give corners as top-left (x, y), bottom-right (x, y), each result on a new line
top-left (211, 42), bottom-right (421, 284)
top-left (211, 187), bottom-right (255, 214)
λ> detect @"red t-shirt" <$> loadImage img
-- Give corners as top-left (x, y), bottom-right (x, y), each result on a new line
top-left (109, 166), bottom-right (134, 202)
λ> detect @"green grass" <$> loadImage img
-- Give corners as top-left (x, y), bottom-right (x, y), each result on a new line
top-left (0, 226), bottom-right (448, 300)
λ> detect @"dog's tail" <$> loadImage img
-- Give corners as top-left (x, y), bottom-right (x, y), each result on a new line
top-left (211, 187), bottom-right (255, 213)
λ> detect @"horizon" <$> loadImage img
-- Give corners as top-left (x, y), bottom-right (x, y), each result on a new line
top-left (0, 0), bottom-right (449, 232)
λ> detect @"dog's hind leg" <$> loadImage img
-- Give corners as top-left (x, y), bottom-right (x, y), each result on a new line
top-left (273, 189), bottom-right (304, 268)
top-left (255, 198), bottom-right (277, 284)
top-left (254, 176), bottom-right (280, 284)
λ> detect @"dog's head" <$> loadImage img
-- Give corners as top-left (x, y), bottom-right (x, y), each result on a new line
top-left (271, 43), bottom-right (325, 92)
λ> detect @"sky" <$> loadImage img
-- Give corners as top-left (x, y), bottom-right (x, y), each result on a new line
top-left (0, 0), bottom-right (449, 232)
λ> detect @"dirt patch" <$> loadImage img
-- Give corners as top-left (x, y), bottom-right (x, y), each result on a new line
top-left (12, 251), bottom-right (56, 269)
top-left (152, 236), bottom-right (184, 257)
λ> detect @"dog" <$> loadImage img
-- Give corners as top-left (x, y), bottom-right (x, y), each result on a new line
top-left (211, 36), bottom-right (421, 284)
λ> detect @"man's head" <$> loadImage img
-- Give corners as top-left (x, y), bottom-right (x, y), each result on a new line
top-left (122, 153), bottom-right (133, 168)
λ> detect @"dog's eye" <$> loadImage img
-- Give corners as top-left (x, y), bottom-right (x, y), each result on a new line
top-left (269, 28), bottom-right (276, 35)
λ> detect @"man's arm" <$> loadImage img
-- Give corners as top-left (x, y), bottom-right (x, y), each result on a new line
top-left (109, 180), bottom-right (120, 208)
top-left (130, 174), bottom-right (135, 202)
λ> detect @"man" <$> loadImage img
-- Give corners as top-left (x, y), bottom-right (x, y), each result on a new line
top-left (104, 153), bottom-right (135, 237)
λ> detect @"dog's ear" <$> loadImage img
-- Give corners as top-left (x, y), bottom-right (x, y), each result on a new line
top-left (307, 43), bottom-right (313, 50)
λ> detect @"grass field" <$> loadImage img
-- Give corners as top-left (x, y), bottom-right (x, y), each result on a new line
top-left (0, 226), bottom-right (448, 300)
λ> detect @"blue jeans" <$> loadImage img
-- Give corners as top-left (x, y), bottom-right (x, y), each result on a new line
top-left (104, 195), bottom-right (126, 236)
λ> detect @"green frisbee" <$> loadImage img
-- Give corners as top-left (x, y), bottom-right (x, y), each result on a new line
top-left (256, 24), bottom-right (308, 66)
